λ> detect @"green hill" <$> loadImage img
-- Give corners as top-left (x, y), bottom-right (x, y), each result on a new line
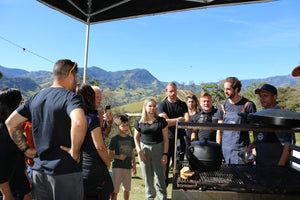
top-left (0, 76), bottom-right (41, 98)
top-left (1, 64), bottom-right (300, 108)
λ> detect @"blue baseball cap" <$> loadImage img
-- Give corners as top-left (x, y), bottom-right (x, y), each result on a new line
top-left (255, 84), bottom-right (277, 95)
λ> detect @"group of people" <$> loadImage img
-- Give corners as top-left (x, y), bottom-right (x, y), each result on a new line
top-left (0, 60), bottom-right (135, 200)
top-left (184, 77), bottom-right (295, 166)
top-left (134, 77), bottom-right (297, 200)
top-left (0, 58), bottom-right (299, 200)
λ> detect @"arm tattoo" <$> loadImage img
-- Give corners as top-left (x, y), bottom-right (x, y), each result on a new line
top-left (11, 125), bottom-right (28, 151)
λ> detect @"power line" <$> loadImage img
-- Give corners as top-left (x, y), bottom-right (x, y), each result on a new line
top-left (0, 35), bottom-right (55, 64)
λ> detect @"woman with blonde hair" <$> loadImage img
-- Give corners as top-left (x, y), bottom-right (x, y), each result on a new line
top-left (134, 98), bottom-right (169, 200)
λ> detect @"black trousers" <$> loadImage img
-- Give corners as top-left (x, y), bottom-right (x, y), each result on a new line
top-left (165, 137), bottom-right (185, 186)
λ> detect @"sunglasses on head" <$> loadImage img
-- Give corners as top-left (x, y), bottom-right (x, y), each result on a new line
top-left (68, 62), bottom-right (77, 76)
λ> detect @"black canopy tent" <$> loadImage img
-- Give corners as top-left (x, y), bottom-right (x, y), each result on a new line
top-left (37, 0), bottom-right (275, 82)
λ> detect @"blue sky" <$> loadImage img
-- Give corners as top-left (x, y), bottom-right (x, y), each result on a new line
top-left (0, 0), bottom-right (300, 84)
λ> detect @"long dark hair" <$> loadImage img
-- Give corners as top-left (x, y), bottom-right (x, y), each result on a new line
top-left (76, 83), bottom-right (96, 113)
top-left (186, 93), bottom-right (200, 112)
top-left (0, 88), bottom-right (22, 123)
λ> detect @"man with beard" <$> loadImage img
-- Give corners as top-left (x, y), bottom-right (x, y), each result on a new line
top-left (216, 77), bottom-right (256, 164)
top-left (157, 82), bottom-right (190, 186)
top-left (5, 59), bottom-right (87, 200)
top-left (191, 92), bottom-right (218, 142)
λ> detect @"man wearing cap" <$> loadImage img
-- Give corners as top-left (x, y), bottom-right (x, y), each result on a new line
top-left (247, 84), bottom-right (295, 165)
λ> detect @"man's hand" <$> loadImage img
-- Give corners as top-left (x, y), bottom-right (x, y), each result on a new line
top-left (132, 165), bottom-right (137, 176)
top-left (60, 146), bottom-right (81, 163)
top-left (158, 112), bottom-right (169, 119)
top-left (118, 154), bottom-right (126, 160)
top-left (246, 143), bottom-right (255, 155)
top-left (103, 112), bottom-right (113, 124)
top-left (24, 148), bottom-right (37, 159)
top-left (138, 151), bottom-right (147, 162)
top-left (178, 116), bottom-right (186, 122)
top-left (161, 155), bottom-right (167, 167)
top-left (191, 132), bottom-right (197, 142)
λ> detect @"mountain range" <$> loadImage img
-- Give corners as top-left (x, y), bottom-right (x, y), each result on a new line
top-left (1, 64), bottom-right (300, 105)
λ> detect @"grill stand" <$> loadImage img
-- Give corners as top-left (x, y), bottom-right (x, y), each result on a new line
top-left (172, 122), bottom-right (300, 200)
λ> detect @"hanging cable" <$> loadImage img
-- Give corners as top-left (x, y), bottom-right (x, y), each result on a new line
top-left (0, 35), bottom-right (55, 64)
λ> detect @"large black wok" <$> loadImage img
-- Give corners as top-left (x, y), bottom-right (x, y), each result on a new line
top-left (247, 109), bottom-right (300, 128)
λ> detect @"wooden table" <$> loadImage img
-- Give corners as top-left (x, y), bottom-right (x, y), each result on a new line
top-left (125, 113), bottom-right (141, 135)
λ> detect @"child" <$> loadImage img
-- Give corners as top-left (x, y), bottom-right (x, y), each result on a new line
top-left (109, 115), bottom-right (136, 200)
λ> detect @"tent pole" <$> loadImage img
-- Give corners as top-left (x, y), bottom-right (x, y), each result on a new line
top-left (83, 21), bottom-right (90, 83)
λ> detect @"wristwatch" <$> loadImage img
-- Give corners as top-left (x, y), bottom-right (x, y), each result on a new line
top-left (22, 145), bottom-right (30, 153)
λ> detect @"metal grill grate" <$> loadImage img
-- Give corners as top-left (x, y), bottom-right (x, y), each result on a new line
top-left (233, 165), bottom-right (300, 187)
top-left (197, 165), bottom-right (244, 185)
top-left (175, 164), bottom-right (300, 193)
top-left (176, 164), bottom-right (245, 190)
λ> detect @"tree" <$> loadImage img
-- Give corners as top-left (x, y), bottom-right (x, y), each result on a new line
top-left (188, 81), bottom-right (197, 93)
top-left (0, 71), bottom-right (2, 79)
top-left (241, 82), bottom-right (265, 111)
top-left (178, 82), bottom-right (185, 90)
top-left (101, 90), bottom-right (116, 110)
top-left (77, 75), bottom-right (102, 87)
top-left (276, 85), bottom-right (300, 112)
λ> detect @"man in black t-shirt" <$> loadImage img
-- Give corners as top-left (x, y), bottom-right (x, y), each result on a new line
top-left (157, 82), bottom-right (190, 186)
top-left (6, 59), bottom-right (87, 200)
top-left (191, 92), bottom-right (217, 142)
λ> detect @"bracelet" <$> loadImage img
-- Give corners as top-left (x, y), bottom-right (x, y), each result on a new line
top-left (163, 153), bottom-right (168, 156)
top-left (22, 145), bottom-right (30, 153)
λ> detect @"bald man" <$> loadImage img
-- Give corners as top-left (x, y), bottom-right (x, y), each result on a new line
top-left (92, 86), bottom-right (113, 138)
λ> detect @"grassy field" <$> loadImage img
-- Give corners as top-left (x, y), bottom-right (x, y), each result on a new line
top-left (114, 132), bottom-right (300, 200)
top-left (113, 158), bottom-right (173, 200)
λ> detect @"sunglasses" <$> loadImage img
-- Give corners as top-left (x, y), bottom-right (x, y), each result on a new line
top-left (68, 62), bottom-right (77, 76)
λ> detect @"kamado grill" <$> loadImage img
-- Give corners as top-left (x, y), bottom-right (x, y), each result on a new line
top-left (172, 121), bottom-right (300, 200)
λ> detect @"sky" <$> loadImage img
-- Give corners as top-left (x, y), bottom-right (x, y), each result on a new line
top-left (0, 0), bottom-right (300, 84)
